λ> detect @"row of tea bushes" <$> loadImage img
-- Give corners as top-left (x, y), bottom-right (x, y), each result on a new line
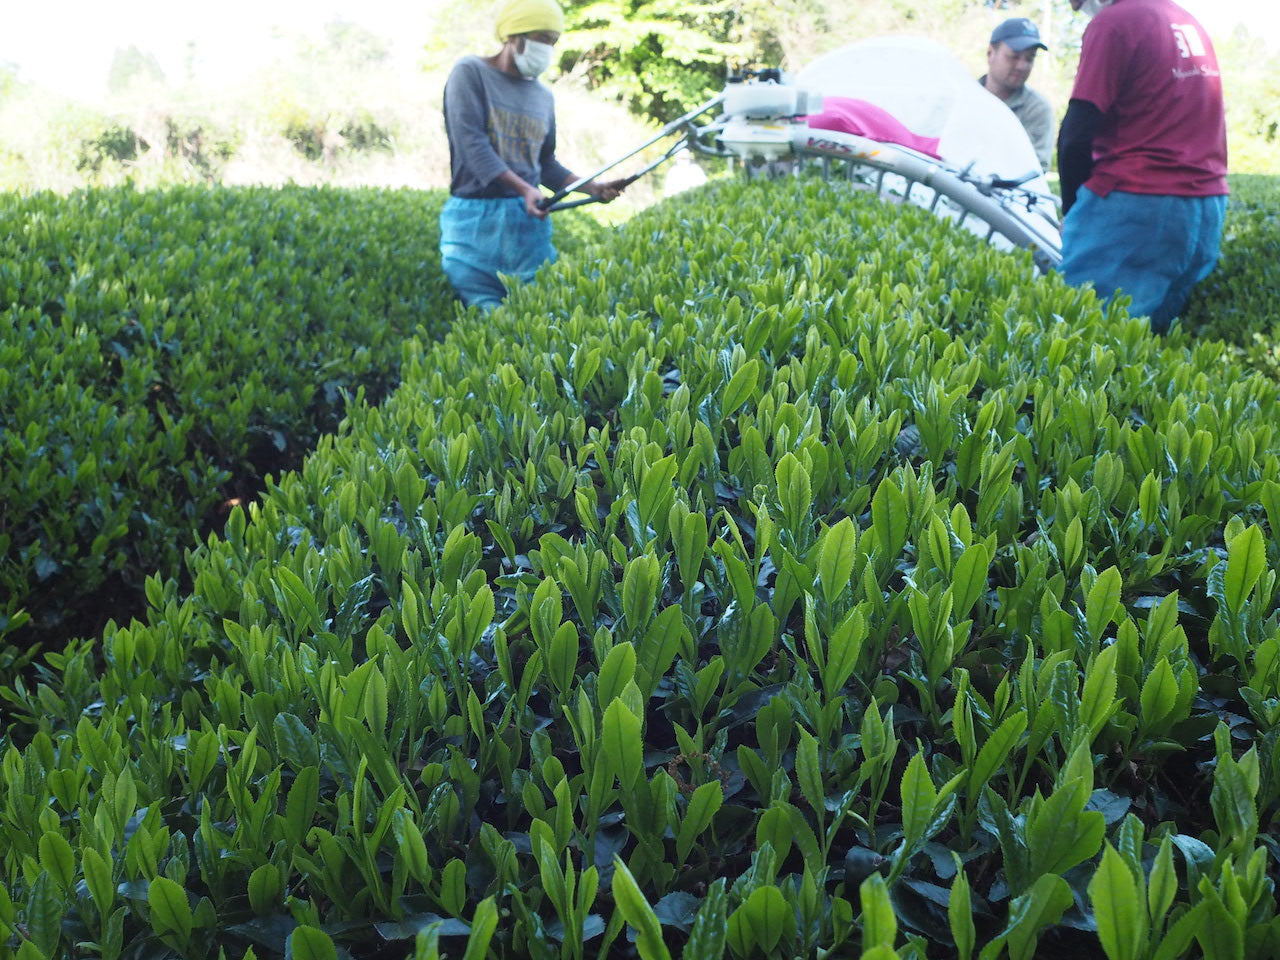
top-left (0, 185), bottom-right (452, 653)
top-left (0, 183), bottom-right (605, 660)
top-left (1183, 174), bottom-right (1280, 374)
top-left (2, 178), bottom-right (1279, 959)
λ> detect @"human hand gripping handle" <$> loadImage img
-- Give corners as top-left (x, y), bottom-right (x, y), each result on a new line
top-left (583, 178), bottom-right (629, 203)
top-left (521, 184), bottom-right (550, 219)
top-left (535, 177), bottom-right (631, 213)
top-left (490, 171), bottom-right (550, 219)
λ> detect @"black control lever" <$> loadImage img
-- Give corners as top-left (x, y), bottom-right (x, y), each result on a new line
top-left (987, 170), bottom-right (1039, 190)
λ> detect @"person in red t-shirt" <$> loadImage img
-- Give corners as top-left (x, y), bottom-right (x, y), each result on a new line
top-left (1057, 0), bottom-right (1228, 333)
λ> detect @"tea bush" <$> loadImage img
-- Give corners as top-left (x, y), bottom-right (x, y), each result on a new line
top-left (0, 185), bottom-right (454, 653)
top-left (1182, 174), bottom-right (1280, 376)
top-left (2, 178), bottom-right (1278, 959)
top-left (0, 184), bottom-right (610, 660)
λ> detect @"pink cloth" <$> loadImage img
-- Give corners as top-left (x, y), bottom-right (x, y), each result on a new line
top-left (803, 97), bottom-right (942, 159)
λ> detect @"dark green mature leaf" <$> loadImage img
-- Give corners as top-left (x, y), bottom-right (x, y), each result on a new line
top-left (653, 891), bottom-right (701, 933)
top-left (375, 914), bottom-right (472, 940)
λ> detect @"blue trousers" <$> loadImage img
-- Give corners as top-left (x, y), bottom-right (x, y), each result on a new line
top-left (439, 196), bottom-right (555, 313)
top-left (1060, 187), bottom-right (1226, 333)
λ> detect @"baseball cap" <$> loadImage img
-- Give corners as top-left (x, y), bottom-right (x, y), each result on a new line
top-left (990, 18), bottom-right (1048, 52)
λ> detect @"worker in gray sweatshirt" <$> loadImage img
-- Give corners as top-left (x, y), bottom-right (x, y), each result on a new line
top-left (440, 0), bottom-right (626, 311)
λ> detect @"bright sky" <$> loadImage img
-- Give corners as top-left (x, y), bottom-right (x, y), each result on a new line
top-left (1, 0), bottom-right (439, 101)
top-left (1, 0), bottom-right (1275, 102)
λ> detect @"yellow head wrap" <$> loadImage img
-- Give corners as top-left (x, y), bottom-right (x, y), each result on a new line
top-left (494, 0), bottom-right (565, 42)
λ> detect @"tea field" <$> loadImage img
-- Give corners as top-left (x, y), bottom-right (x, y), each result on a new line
top-left (0, 187), bottom-right (607, 662)
top-left (2, 176), bottom-right (1279, 960)
top-left (1182, 175), bottom-right (1280, 376)
top-left (0, 186), bottom-right (452, 654)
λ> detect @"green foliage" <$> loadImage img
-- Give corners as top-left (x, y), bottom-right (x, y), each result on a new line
top-left (557, 0), bottom-right (1067, 124)
top-left (561, 0), bottom-right (748, 122)
top-left (0, 63), bottom-right (17, 103)
top-left (1183, 174), bottom-right (1280, 375)
top-left (75, 125), bottom-right (143, 173)
top-left (282, 110), bottom-right (394, 163)
top-left (1, 176), bottom-right (1280, 959)
top-left (0, 185), bottom-right (454, 653)
top-left (107, 45), bottom-right (166, 97)
top-left (1216, 31), bottom-right (1280, 174)
top-left (160, 117), bottom-right (241, 180)
top-left (314, 19), bottom-right (392, 70)
top-left (66, 116), bottom-right (238, 183)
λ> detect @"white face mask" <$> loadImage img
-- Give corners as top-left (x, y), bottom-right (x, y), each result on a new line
top-left (513, 39), bottom-right (555, 78)
top-left (1078, 0), bottom-right (1114, 18)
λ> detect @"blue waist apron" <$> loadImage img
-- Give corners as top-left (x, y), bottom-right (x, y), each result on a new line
top-left (439, 195), bottom-right (556, 312)
top-left (1060, 187), bottom-right (1226, 333)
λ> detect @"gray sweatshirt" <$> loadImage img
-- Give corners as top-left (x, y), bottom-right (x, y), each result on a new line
top-left (443, 55), bottom-right (573, 199)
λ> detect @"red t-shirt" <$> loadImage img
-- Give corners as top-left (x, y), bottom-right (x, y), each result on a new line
top-left (1070, 0), bottom-right (1227, 197)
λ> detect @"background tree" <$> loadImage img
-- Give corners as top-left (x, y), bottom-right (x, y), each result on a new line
top-left (1215, 28), bottom-right (1280, 172)
top-left (0, 61), bottom-right (17, 102)
top-left (556, 0), bottom-right (1085, 124)
top-left (559, 0), bottom-right (749, 122)
top-left (316, 19), bottom-right (392, 70)
top-left (107, 45), bottom-right (166, 96)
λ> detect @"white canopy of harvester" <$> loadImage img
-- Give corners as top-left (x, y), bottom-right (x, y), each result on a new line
top-left (542, 36), bottom-right (1062, 272)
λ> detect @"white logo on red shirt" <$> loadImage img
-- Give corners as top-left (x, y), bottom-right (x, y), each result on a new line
top-left (1171, 23), bottom-right (1207, 58)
